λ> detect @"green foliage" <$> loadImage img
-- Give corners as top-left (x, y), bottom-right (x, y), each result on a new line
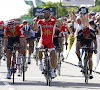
top-left (89, 5), bottom-right (100, 12)
top-left (20, 2), bottom-right (78, 19)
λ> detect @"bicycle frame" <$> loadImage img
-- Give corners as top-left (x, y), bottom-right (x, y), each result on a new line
top-left (83, 49), bottom-right (89, 84)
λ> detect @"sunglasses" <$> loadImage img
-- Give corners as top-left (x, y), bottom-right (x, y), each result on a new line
top-left (8, 25), bottom-right (15, 29)
top-left (42, 10), bottom-right (50, 13)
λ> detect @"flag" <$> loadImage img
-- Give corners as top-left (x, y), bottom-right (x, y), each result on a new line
top-left (24, 0), bottom-right (46, 7)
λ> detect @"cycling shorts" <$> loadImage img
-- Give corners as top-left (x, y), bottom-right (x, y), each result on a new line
top-left (79, 38), bottom-right (93, 53)
top-left (38, 39), bottom-right (55, 49)
top-left (8, 35), bottom-right (20, 50)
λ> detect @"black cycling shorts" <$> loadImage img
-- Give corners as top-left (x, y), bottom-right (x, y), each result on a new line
top-left (79, 38), bottom-right (93, 53)
top-left (8, 35), bottom-right (20, 50)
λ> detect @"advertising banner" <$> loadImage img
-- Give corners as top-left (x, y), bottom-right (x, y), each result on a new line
top-left (33, 7), bottom-right (56, 16)
top-left (63, 0), bottom-right (94, 5)
top-left (21, 17), bottom-right (34, 24)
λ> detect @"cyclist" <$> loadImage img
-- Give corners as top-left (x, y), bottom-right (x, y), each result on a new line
top-left (33, 7), bottom-right (62, 78)
top-left (20, 20), bottom-right (28, 28)
top-left (76, 26), bottom-right (97, 79)
top-left (53, 27), bottom-right (62, 47)
top-left (0, 21), bottom-right (5, 55)
top-left (4, 20), bottom-right (25, 79)
top-left (60, 23), bottom-right (68, 60)
top-left (23, 24), bottom-right (35, 64)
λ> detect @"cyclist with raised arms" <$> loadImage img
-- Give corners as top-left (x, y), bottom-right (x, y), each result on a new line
top-left (33, 7), bottom-right (62, 78)
top-left (4, 20), bottom-right (25, 79)
top-left (76, 26), bottom-right (97, 79)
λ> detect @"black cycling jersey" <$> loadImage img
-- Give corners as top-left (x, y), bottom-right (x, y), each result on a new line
top-left (53, 28), bottom-right (61, 46)
top-left (77, 29), bottom-right (96, 42)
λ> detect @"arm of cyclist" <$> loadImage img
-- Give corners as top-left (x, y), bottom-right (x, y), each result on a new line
top-left (93, 39), bottom-right (97, 54)
top-left (33, 16), bottom-right (40, 31)
top-left (50, 15), bottom-right (62, 28)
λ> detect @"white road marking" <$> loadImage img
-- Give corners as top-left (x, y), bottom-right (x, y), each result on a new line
top-left (3, 82), bottom-right (11, 86)
top-left (8, 88), bottom-right (15, 90)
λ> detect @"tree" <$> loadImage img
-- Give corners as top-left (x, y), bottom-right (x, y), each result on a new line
top-left (20, 2), bottom-right (78, 19)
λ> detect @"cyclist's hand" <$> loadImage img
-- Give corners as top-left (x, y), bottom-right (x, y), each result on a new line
top-left (33, 15), bottom-right (40, 22)
top-left (50, 15), bottom-right (56, 20)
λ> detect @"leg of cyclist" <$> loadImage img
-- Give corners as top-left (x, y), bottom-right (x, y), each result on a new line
top-left (88, 53), bottom-right (93, 79)
top-left (76, 41), bottom-right (82, 67)
top-left (61, 38), bottom-right (64, 60)
top-left (27, 39), bottom-right (33, 64)
top-left (38, 46), bottom-right (43, 71)
top-left (5, 36), bottom-right (13, 79)
top-left (50, 50), bottom-right (57, 78)
top-left (17, 38), bottom-right (25, 76)
top-left (7, 50), bottom-right (12, 79)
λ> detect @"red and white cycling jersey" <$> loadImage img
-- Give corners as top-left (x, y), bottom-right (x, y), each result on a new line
top-left (4, 25), bottom-right (24, 39)
top-left (37, 18), bottom-right (56, 48)
top-left (60, 24), bottom-right (67, 37)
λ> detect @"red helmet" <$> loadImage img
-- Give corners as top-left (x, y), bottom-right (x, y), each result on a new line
top-left (7, 20), bottom-right (16, 29)
top-left (82, 26), bottom-right (90, 35)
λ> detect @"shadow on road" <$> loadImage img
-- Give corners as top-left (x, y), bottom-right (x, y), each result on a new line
top-left (5, 80), bottom-right (100, 89)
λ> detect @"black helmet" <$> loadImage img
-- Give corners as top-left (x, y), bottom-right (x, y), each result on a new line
top-left (42, 7), bottom-right (51, 12)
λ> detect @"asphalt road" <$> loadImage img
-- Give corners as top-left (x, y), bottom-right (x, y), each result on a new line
top-left (0, 56), bottom-right (100, 90)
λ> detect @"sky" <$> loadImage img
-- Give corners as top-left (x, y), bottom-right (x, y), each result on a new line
top-left (0, 0), bottom-right (60, 22)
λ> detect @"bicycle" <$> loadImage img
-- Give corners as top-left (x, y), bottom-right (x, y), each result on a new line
top-left (7, 43), bottom-right (19, 84)
top-left (20, 49), bottom-right (27, 81)
top-left (80, 46), bottom-right (96, 84)
top-left (7, 43), bottom-right (27, 83)
top-left (55, 46), bottom-right (62, 76)
top-left (36, 46), bottom-right (54, 86)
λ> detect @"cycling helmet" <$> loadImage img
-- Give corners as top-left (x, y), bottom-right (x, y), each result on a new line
top-left (42, 7), bottom-right (51, 12)
top-left (82, 26), bottom-right (90, 35)
top-left (7, 20), bottom-right (16, 29)
top-left (23, 25), bottom-right (30, 33)
top-left (22, 20), bottom-right (27, 25)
